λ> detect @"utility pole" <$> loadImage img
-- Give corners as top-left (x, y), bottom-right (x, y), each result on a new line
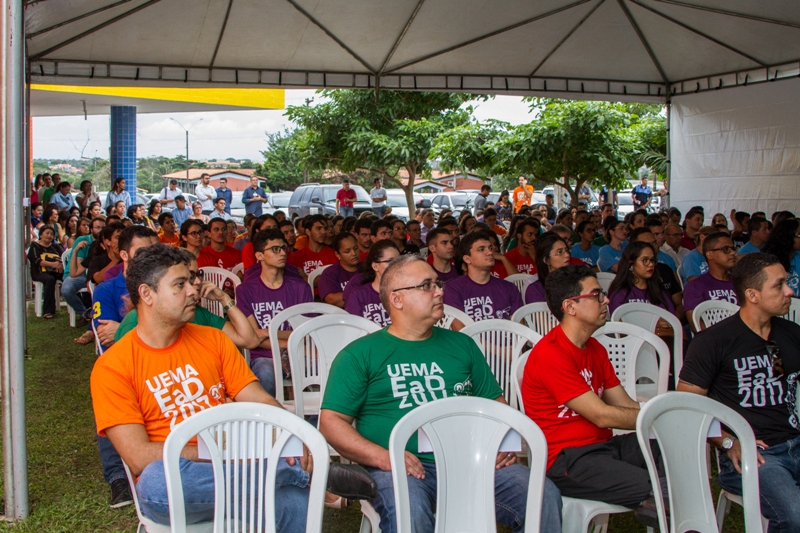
top-left (170, 118), bottom-right (203, 191)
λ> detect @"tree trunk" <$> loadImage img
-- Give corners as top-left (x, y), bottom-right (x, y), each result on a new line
top-left (402, 165), bottom-right (417, 217)
top-left (559, 177), bottom-right (578, 207)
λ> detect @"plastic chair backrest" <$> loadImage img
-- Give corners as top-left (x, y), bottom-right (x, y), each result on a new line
top-left (436, 304), bottom-right (475, 330)
top-left (307, 264), bottom-right (330, 295)
top-left (60, 249), bottom-right (70, 265)
top-left (163, 403), bottom-right (329, 533)
top-left (389, 396), bottom-right (546, 533)
top-left (418, 247), bottom-right (429, 259)
top-left (87, 280), bottom-right (96, 297)
top-left (505, 273), bottom-right (534, 298)
top-left (676, 263), bottom-right (685, 289)
top-left (231, 262), bottom-right (244, 276)
top-left (287, 314), bottom-right (379, 418)
top-left (596, 272), bottom-right (615, 292)
top-left (783, 298), bottom-right (800, 325)
top-left (512, 350), bottom-right (529, 412)
top-left (511, 302), bottom-right (559, 337)
top-left (201, 267), bottom-right (242, 317)
top-left (612, 302), bottom-right (684, 380)
top-left (637, 392), bottom-right (762, 533)
top-left (692, 300), bottom-right (739, 332)
top-left (460, 319), bottom-right (542, 409)
top-left (593, 322), bottom-right (670, 400)
top-left (267, 302), bottom-right (347, 405)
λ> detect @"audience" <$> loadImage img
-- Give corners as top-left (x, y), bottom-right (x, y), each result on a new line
top-left (762, 218), bottom-right (800, 297)
top-left (525, 233), bottom-right (573, 304)
top-left (27, 225), bottom-right (64, 319)
top-left (425, 227), bottom-right (459, 284)
top-left (607, 241), bottom-right (675, 316)
top-left (504, 218), bottom-right (539, 274)
top-left (319, 232), bottom-right (361, 308)
top-left (684, 231), bottom-right (739, 331)
top-left (345, 240), bottom-right (398, 327)
top-left (597, 218), bottom-right (628, 273)
top-left (571, 219), bottom-right (601, 270)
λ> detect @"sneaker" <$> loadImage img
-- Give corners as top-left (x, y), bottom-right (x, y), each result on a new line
top-left (109, 478), bottom-right (133, 508)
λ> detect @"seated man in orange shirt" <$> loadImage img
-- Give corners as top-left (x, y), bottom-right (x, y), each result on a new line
top-left (156, 213), bottom-right (180, 246)
top-left (91, 244), bottom-right (375, 529)
top-left (482, 208), bottom-right (507, 237)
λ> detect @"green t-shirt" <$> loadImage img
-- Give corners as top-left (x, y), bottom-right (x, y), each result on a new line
top-left (42, 187), bottom-right (55, 203)
top-left (321, 327), bottom-right (503, 462)
top-left (65, 235), bottom-right (94, 274)
top-left (114, 305), bottom-right (226, 342)
top-left (592, 235), bottom-right (609, 247)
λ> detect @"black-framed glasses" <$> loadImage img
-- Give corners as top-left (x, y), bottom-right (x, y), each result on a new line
top-left (566, 289), bottom-right (607, 304)
top-left (709, 246), bottom-right (736, 254)
top-left (267, 245), bottom-right (289, 254)
top-left (392, 279), bottom-right (444, 293)
top-left (188, 269), bottom-right (204, 283)
top-left (767, 341), bottom-right (783, 376)
top-left (638, 257), bottom-right (656, 266)
top-left (374, 258), bottom-right (395, 264)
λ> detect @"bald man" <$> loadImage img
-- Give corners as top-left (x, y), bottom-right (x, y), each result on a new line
top-left (319, 255), bottom-right (562, 533)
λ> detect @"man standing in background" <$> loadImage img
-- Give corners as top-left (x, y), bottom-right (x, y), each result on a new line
top-left (336, 179), bottom-right (357, 217)
top-left (242, 176), bottom-right (268, 217)
top-left (369, 178), bottom-right (387, 218)
top-left (513, 176), bottom-right (534, 214)
top-left (215, 177), bottom-right (233, 214)
top-left (473, 184), bottom-right (491, 216)
top-left (158, 179), bottom-right (182, 209)
top-left (194, 173), bottom-right (216, 215)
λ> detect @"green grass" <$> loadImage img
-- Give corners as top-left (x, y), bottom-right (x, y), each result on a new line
top-left (0, 307), bottom-right (745, 531)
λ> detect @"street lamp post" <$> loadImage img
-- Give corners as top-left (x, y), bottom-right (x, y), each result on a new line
top-left (170, 117), bottom-right (203, 191)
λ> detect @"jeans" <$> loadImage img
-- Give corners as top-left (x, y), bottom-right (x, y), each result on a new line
top-left (366, 461), bottom-right (562, 533)
top-left (61, 273), bottom-right (88, 315)
top-left (97, 432), bottom-right (126, 485)
top-left (372, 206), bottom-right (386, 218)
top-left (136, 457), bottom-right (309, 532)
top-left (339, 206), bottom-right (354, 217)
top-left (251, 357), bottom-right (277, 397)
top-left (717, 433), bottom-right (800, 533)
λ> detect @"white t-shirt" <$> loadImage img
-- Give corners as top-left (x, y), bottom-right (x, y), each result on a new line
top-left (195, 184), bottom-right (217, 211)
top-left (160, 187), bottom-right (182, 205)
top-left (370, 187), bottom-right (387, 207)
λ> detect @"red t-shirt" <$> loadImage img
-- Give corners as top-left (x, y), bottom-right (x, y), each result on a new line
top-left (359, 250), bottom-right (369, 262)
top-left (490, 261), bottom-right (508, 279)
top-left (197, 245), bottom-right (242, 270)
top-left (336, 188), bottom-right (356, 208)
top-left (681, 231), bottom-right (697, 250)
top-left (522, 325), bottom-right (621, 470)
top-left (504, 247), bottom-right (537, 275)
top-left (288, 245), bottom-right (338, 275)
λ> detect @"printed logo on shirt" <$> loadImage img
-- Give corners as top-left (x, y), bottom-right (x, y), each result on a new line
top-left (303, 260), bottom-right (323, 275)
top-left (251, 301), bottom-right (285, 328)
top-left (557, 368), bottom-right (603, 419)
top-left (707, 289), bottom-right (737, 304)
top-left (516, 263), bottom-right (536, 274)
top-left (363, 303), bottom-right (391, 327)
top-left (464, 296), bottom-right (511, 320)
top-left (734, 354), bottom-right (784, 409)
top-left (389, 362), bottom-right (448, 409)
top-left (145, 364), bottom-right (219, 430)
top-left (785, 372), bottom-right (800, 429)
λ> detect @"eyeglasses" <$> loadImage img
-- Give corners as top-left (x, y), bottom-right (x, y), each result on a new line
top-left (392, 279), bottom-right (444, 293)
top-left (267, 245), bottom-right (289, 254)
top-left (637, 257), bottom-right (656, 266)
top-left (186, 231), bottom-right (203, 237)
top-left (188, 269), bottom-right (204, 283)
top-left (565, 289), bottom-right (607, 304)
top-left (709, 246), bottom-right (736, 254)
top-left (374, 258), bottom-right (395, 264)
top-left (549, 247), bottom-right (570, 257)
top-left (767, 341), bottom-right (783, 376)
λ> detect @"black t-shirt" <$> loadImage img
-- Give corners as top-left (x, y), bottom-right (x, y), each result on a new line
top-left (732, 233), bottom-right (748, 251)
top-left (85, 253), bottom-right (112, 284)
top-left (656, 263), bottom-right (680, 297)
top-left (680, 313), bottom-right (800, 445)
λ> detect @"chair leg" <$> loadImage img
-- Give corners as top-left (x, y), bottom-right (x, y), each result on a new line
top-left (591, 513), bottom-right (610, 533)
top-left (715, 492), bottom-right (730, 531)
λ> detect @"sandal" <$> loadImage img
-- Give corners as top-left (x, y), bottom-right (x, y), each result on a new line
top-left (43, 314), bottom-right (55, 320)
top-left (324, 494), bottom-right (349, 509)
top-left (74, 330), bottom-right (94, 345)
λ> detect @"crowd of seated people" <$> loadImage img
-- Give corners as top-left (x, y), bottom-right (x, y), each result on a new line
top-left (30, 173), bottom-right (800, 532)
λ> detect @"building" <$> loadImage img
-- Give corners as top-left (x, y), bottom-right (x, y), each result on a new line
top-left (161, 168), bottom-right (263, 192)
top-left (399, 170), bottom-right (486, 193)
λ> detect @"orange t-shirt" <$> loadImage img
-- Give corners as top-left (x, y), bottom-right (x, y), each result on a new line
top-left (159, 232), bottom-right (180, 246)
top-left (492, 224), bottom-right (508, 237)
top-left (294, 235), bottom-right (308, 250)
top-left (512, 185), bottom-right (534, 212)
top-left (91, 324), bottom-right (257, 442)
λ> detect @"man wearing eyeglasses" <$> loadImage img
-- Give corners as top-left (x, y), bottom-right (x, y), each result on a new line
top-left (684, 232), bottom-right (739, 332)
top-left (678, 253), bottom-right (800, 532)
top-left (522, 264), bottom-right (660, 527)
top-left (235, 228), bottom-right (312, 397)
top-left (320, 254), bottom-right (563, 533)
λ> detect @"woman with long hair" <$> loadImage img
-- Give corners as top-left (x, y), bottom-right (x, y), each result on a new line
top-left (555, 209), bottom-right (574, 230)
top-left (113, 200), bottom-right (127, 219)
top-left (459, 214), bottom-right (476, 236)
top-left (30, 202), bottom-right (43, 229)
top-left (88, 201), bottom-right (104, 219)
top-left (179, 219), bottom-right (205, 258)
top-left (55, 209), bottom-right (70, 246)
top-left (524, 233), bottom-right (572, 304)
top-left (64, 215), bottom-right (79, 245)
top-left (607, 241), bottom-right (674, 315)
top-left (711, 212), bottom-right (728, 229)
top-left (68, 217), bottom-right (91, 249)
top-left (597, 218), bottom-right (629, 273)
top-left (345, 239), bottom-right (398, 327)
top-left (496, 190), bottom-right (512, 223)
top-left (188, 201), bottom-right (210, 224)
top-left (127, 204), bottom-right (147, 226)
top-left (146, 199), bottom-right (162, 231)
top-left (763, 218), bottom-right (800, 296)
top-left (390, 219), bottom-right (419, 255)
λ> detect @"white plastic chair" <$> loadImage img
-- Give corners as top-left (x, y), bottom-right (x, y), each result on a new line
top-left (287, 314), bottom-right (379, 419)
top-left (123, 460), bottom-right (194, 533)
top-left (231, 262), bottom-right (244, 276)
top-left (511, 302), bottom-right (559, 337)
top-left (595, 272), bottom-right (615, 293)
top-left (388, 396), bottom-right (547, 533)
top-left (505, 273), bottom-right (534, 298)
top-left (200, 266), bottom-right (241, 317)
top-left (510, 353), bottom-right (630, 533)
top-left (593, 322), bottom-right (670, 402)
top-left (31, 250), bottom-right (64, 317)
top-left (636, 392), bottom-right (764, 533)
top-left (435, 304), bottom-right (475, 330)
top-left (267, 302), bottom-right (347, 408)
top-left (417, 247), bottom-right (429, 259)
top-left (691, 299), bottom-right (739, 332)
top-left (782, 297), bottom-right (800, 325)
top-left (461, 319), bottom-right (542, 410)
top-left (306, 264), bottom-right (330, 295)
top-left (675, 263), bottom-right (685, 289)
top-left (163, 403), bottom-right (329, 533)
top-left (611, 302), bottom-right (684, 382)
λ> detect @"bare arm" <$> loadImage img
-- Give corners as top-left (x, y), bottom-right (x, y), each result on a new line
top-left (93, 253), bottom-right (120, 284)
top-left (197, 281), bottom-right (259, 350)
top-left (70, 241), bottom-right (89, 277)
top-left (105, 424), bottom-right (198, 478)
top-left (323, 292), bottom-right (345, 309)
top-left (495, 253), bottom-right (519, 276)
top-left (564, 386), bottom-right (640, 430)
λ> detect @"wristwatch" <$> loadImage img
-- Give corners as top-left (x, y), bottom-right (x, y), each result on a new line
top-left (222, 300), bottom-right (236, 314)
top-left (721, 437), bottom-right (735, 450)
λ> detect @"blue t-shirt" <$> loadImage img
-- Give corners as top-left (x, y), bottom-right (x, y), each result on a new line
top-left (215, 187), bottom-right (233, 214)
top-left (92, 272), bottom-right (130, 352)
top-left (571, 243), bottom-right (601, 268)
top-left (680, 249), bottom-right (708, 285)
top-left (632, 184), bottom-right (651, 208)
top-left (598, 243), bottom-right (627, 273)
top-left (789, 253), bottom-right (800, 297)
top-left (657, 250), bottom-right (676, 271)
top-left (737, 242), bottom-right (763, 255)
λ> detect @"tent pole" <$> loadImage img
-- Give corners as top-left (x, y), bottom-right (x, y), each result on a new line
top-left (1, 0), bottom-right (29, 520)
top-left (665, 98), bottom-right (671, 209)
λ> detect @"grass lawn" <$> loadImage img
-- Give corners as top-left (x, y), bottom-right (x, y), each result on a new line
top-left (0, 308), bottom-right (746, 532)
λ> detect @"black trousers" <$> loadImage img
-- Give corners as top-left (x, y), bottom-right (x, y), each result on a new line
top-left (546, 433), bottom-right (657, 508)
top-left (32, 270), bottom-right (62, 316)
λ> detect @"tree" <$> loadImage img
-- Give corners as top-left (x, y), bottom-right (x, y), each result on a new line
top-left (630, 114), bottom-right (667, 182)
top-left (285, 90), bottom-right (481, 212)
top-left (256, 128), bottom-right (319, 192)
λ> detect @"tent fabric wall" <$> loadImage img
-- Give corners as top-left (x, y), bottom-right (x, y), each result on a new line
top-left (670, 78), bottom-right (800, 222)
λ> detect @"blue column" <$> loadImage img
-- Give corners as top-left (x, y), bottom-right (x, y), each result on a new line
top-left (110, 106), bottom-right (137, 195)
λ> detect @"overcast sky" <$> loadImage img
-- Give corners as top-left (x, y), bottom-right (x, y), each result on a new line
top-left (32, 90), bottom-right (535, 163)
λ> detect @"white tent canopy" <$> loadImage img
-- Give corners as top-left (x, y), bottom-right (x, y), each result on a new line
top-left (26, 0), bottom-right (800, 102)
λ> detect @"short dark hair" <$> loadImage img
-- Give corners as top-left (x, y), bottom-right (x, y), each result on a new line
top-left (278, 219), bottom-right (294, 230)
top-left (685, 207), bottom-right (704, 221)
top-left (545, 264), bottom-right (597, 321)
top-left (354, 218), bottom-right (373, 234)
top-left (305, 214), bottom-right (326, 231)
top-left (219, 177), bottom-right (227, 182)
top-left (575, 219), bottom-right (593, 235)
top-left (118, 225), bottom-right (157, 254)
top-left (702, 232), bottom-right (732, 259)
top-left (370, 219), bottom-right (393, 236)
top-left (333, 231), bottom-right (357, 253)
top-left (457, 230), bottom-right (493, 260)
top-left (480, 184), bottom-right (491, 192)
top-left (169, 179), bottom-right (178, 185)
top-left (628, 227), bottom-right (654, 242)
top-left (644, 217), bottom-right (663, 229)
top-left (252, 228), bottom-right (287, 253)
top-left (207, 218), bottom-right (227, 231)
top-left (214, 197), bottom-right (226, 205)
top-left (174, 195), bottom-right (186, 202)
top-left (426, 227), bottom-right (451, 246)
top-left (157, 212), bottom-right (174, 226)
top-left (483, 207), bottom-right (497, 218)
top-left (126, 244), bottom-right (193, 307)
top-left (406, 219), bottom-right (421, 229)
top-left (747, 217), bottom-right (769, 234)
top-left (437, 216), bottom-right (458, 229)
top-left (516, 218), bottom-right (541, 237)
top-left (732, 253), bottom-right (782, 304)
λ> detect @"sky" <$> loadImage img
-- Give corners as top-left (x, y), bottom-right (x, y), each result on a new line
top-left (32, 90), bottom-right (536, 163)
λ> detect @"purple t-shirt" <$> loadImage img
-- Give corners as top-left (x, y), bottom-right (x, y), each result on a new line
top-left (318, 262), bottom-right (360, 302)
top-left (683, 272), bottom-right (738, 312)
top-left (345, 283), bottom-right (391, 327)
top-left (342, 272), bottom-right (364, 306)
top-left (443, 274), bottom-right (523, 321)
top-left (235, 275), bottom-right (313, 360)
top-left (103, 262), bottom-right (124, 282)
top-left (524, 278), bottom-right (545, 305)
top-left (432, 264), bottom-right (460, 285)
top-left (607, 286), bottom-right (675, 315)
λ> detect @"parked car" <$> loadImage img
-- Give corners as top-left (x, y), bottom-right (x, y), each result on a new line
top-left (287, 183), bottom-right (372, 219)
top-left (384, 190), bottom-right (429, 222)
top-left (268, 192), bottom-right (292, 213)
top-left (429, 192), bottom-right (474, 218)
top-left (97, 191), bottom-right (155, 209)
